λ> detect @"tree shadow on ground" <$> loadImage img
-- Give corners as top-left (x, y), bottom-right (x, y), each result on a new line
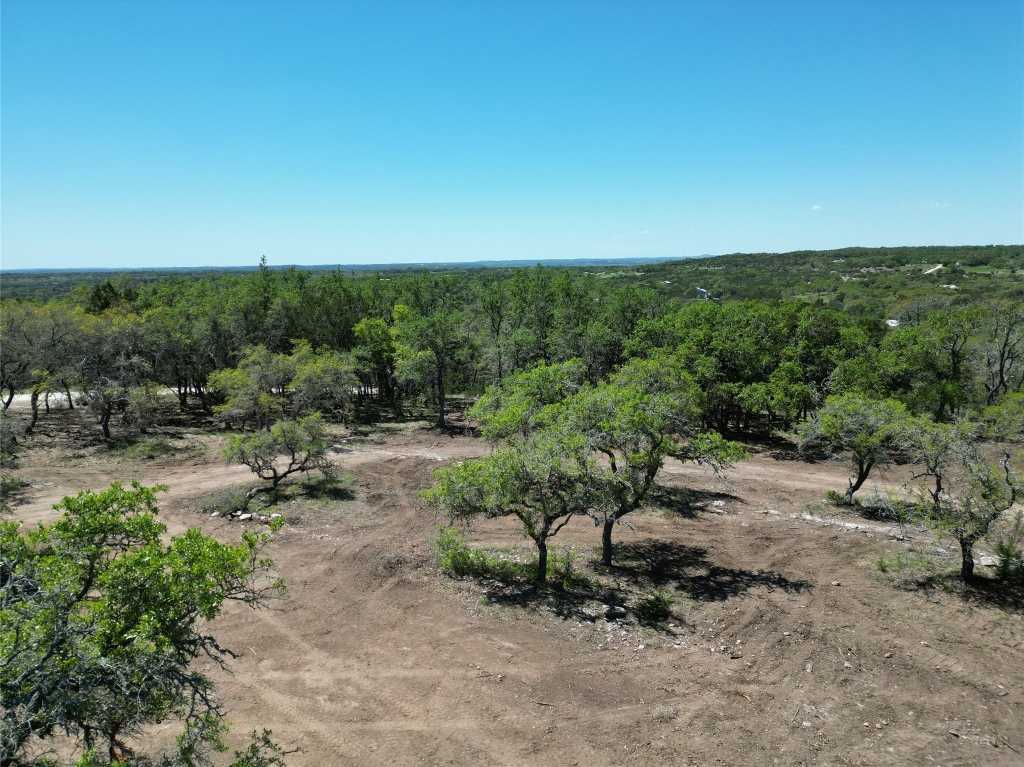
top-left (610, 540), bottom-right (813, 602)
top-left (457, 538), bottom-right (808, 634)
top-left (0, 476), bottom-right (31, 509)
top-left (481, 580), bottom-right (629, 625)
top-left (903, 572), bottom-right (1024, 612)
top-left (647, 485), bottom-right (742, 519)
top-left (298, 476), bottom-right (355, 502)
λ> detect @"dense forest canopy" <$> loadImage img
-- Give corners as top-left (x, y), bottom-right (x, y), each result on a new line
top-left (1, 245), bottom-right (1022, 438)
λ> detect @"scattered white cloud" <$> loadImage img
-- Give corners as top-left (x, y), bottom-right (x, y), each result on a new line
top-left (810, 204), bottom-right (823, 211)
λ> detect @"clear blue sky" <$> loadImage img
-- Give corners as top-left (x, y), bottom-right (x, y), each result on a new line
top-left (2, 0), bottom-right (1022, 269)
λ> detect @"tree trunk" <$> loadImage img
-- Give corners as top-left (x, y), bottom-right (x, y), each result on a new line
top-left (959, 538), bottom-right (975, 581)
top-left (535, 539), bottom-right (548, 584)
top-left (931, 475), bottom-right (943, 512)
top-left (2, 384), bottom-right (13, 411)
top-left (601, 518), bottom-right (615, 566)
top-left (26, 390), bottom-right (40, 434)
top-left (100, 410), bottom-right (112, 441)
top-left (62, 380), bottom-right (74, 410)
top-left (435, 364), bottom-right (446, 429)
top-left (846, 459), bottom-right (872, 504)
top-left (44, 391), bottom-right (50, 413)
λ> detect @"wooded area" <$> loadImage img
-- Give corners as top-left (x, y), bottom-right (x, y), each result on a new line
top-left (2, 244), bottom-right (1023, 765)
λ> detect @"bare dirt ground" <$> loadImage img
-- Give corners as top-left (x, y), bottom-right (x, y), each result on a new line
top-left (5, 406), bottom-right (1023, 766)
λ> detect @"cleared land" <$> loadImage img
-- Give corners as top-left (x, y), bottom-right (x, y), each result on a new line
top-left (5, 404), bottom-right (1023, 766)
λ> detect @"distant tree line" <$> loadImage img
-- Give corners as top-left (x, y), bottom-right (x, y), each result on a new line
top-left (2, 255), bottom-right (1022, 442)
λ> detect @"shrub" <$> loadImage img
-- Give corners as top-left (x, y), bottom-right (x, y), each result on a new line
top-left (112, 436), bottom-right (204, 461)
top-left (199, 485), bottom-right (261, 516)
top-left (875, 550), bottom-right (936, 578)
top-left (993, 511), bottom-right (1024, 581)
top-left (636, 589), bottom-right (674, 624)
top-left (432, 527), bottom-right (594, 589)
top-left (825, 489), bottom-right (854, 506)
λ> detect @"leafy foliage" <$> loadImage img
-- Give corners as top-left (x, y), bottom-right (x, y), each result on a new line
top-left (223, 414), bottom-right (334, 502)
top-left (424, 432), bottom-right (601, 583)
top-left (0, 482), bottom-right (284, 763)
top-left (800, 394), bottom-right (915, 503)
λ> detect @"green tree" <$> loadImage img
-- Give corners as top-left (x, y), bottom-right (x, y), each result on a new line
top-left (800, 393), bottom-right (915, 504)
top-left (353, 317), bottom-right (399, 412)
top-left (210, 345), bottom-right (293, 430)
top-left (908, 418), bottom-right (975, 512)
top-left (469, 359), bottom-right (587, 441)
top-left (223, 413), bottom-right (334, 504)
top-left (423, 432), bottom-right (600, 583)
top-left (0, 482), bottom-right (283, 763)
top-left (981, 391), bottom-right (1024, 442)
top-left (288, 342), bottom-right (358, 421)
top-left (393, 304), bottom-right (469, 428)
top-left (927, 449), bottom-right (1021, 580)
top-left (558, 356), bottom-right (744, 565)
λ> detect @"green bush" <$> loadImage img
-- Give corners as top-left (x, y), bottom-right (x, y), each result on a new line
top-left (825, 489), bottom-right (855, 507)
top-left (111, 436), bottom-right (204, 461)
top-left (994, 512), bottom-right (1024, 581)
top-left (200, 485), bottom-right (261, 516)
top-left (875, 550), bottom-right (935, 576)
top-left (433, 527), bottom-right (594, 589)
top-left (636, 589), bottom-right (674, 624)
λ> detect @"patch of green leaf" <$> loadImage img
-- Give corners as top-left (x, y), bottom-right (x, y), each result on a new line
top-left (635, 589), bottom-right (674, 624)
top-left (433, 527), bottom-right (596, 589)
top-left (110, 436), bottom-right (205, 461)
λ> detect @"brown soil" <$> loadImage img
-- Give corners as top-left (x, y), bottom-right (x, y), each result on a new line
top-left (5, 408), bottom-right (1023, 766)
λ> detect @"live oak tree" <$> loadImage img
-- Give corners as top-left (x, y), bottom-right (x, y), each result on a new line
top-left (211, 343), bottom-right (357, 430)
top-left (353, 317), bottom-right (400, 412)
top-left (393, 303), bottom-right (470, 429)
top-left (928, 449), bottom-right (1021, 581)
top-left (76, 315), bottom-right (163, 442)
top-left (981, 392), bottom-right (1024, 442)
top-left (977, 301), bottom-right (1024, 406)
top-left (556, 356), bottom-right (744, 565)
top-left (799, 393), bottom-right (915, 504)
top-left (210, 345), bottom-right (293, 430)
top-left (0, 482), bottom-right (285, 765)
top-left (908, 418), bottom-right (976, 512)
top-left (223, 413), bottom-right (335, 505)
top-left (422, 432), bottom-right (602, 584)
top-left (469, 358), bottom-right (587, 441)
top-left (287, 342), bottom-right (358, 422)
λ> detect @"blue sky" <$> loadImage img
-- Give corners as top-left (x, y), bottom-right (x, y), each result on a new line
top-left (2, 0), bottom-right (1022, 269)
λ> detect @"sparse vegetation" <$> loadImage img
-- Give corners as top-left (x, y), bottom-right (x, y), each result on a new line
top-left (635, 590), bottom-right (674, 624)
top-left (432, 527), bottom-right (594, 590)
